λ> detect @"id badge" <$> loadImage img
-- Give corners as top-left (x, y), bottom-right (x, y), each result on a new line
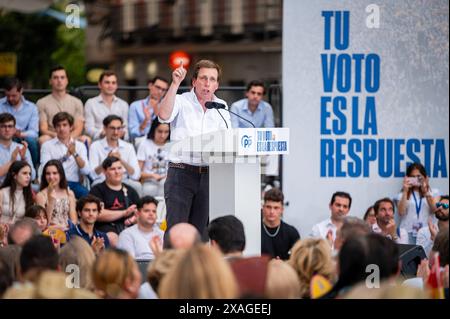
top-left (412, 221), bottom-right (423, 237)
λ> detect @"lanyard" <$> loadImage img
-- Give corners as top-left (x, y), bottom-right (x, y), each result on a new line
top-left (412, 192), bottom-right (423, 219)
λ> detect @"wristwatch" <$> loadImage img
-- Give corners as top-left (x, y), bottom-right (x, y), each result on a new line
top-left (73, 152), bottom-right (79, 158)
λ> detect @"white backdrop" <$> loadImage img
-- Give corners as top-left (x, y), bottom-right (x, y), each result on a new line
top-left (282, 0), bottom-right (449, 237)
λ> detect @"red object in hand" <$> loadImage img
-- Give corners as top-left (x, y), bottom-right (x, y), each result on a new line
top-left (169, 51), bottom-right (191, 70)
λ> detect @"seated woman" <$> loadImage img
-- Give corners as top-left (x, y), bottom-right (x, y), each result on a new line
top-left (0, 161), bottom-right (34, 227)
top-left (35, 160), bottom-right (77, 231)
top-left (137, 120), bottom-right (170, 198)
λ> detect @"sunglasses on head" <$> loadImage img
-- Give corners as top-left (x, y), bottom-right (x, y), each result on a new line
top-left (436, 202), bottom-right (449, 209)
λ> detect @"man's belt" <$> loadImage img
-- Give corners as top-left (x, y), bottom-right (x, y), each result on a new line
top-left (168, 162), bottom-right (209, 174)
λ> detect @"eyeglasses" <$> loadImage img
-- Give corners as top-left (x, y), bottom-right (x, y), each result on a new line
top-left (197, 75), bottom-right (218, 83)
top-left (0, 124), bottom-right (15, 129)
top-left (436, 202), bottom-right (449, 209)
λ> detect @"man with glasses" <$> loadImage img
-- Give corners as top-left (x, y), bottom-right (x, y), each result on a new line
top-left (158, 59), bottom-right (231, 243)
top-left (417, 195), bottom-right (449, 257)
top-left (0, 113), bottom-right (36, 184)
top-left (372, 197), bottom-right (408, 244)
top-left (89, 115), bottom-right (141, 195)
top-left (128, 76), bottom-right (169, 146)
top-left (84, 70), bottom-right (130, 141)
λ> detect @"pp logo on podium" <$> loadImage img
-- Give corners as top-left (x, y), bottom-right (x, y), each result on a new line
top-left (241, 135), bottom-right (252, 148)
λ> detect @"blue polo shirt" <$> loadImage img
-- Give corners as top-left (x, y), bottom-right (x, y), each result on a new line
top-left (67, 223), bottom-right (110, 248)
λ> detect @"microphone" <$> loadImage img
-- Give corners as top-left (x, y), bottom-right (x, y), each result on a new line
top-left (205, 101), bottom-right (256, 128)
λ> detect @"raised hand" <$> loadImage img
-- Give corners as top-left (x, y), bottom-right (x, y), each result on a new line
top-left (125, 204), bottom-right (137, 217)
top-left (172, 61), bottom-right (187, 86)
top-left (402, 176), bottom-right (411, 192)
top-left (416, 258), bottom-right (430, 284)
top-left (326, 229), bottom-right (334, 248)
top-left (149, 235), bottom-right (163, 257)
top-left (11, 146), bottom-right (20, 161)
top-left (66, 141), bottom-right (76, 156)
top-left (108, 150), bottom-right (121, 160)
top-left (386, 219), bottom-right (397, 237)
top-left (18, 141), bottom-right (29, 160)
top-left (428, 217), bottom-right (438, 241)
top-left (91, 236), bottom-right (105, 255)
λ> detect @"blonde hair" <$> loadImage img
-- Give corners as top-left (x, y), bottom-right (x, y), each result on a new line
top-left (159, 244), bottom-right (238, 299)
top-left (288, 238), bottom-right (335, 298)
top-left (147, 249), bottom-right (185, 294)
top-left (92, 248), bottom-right (139, 298)
top-left (59, 237), bottom-right (96, 290)
top-left (265, 259), bottom-right (301, 299)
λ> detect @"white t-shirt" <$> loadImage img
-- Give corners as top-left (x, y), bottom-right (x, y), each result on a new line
top-left (117, 224), bottom-right (164, 260)
top-left (395, 189), bottom-right (439, 235)
top-left (137, 139), bottom-right (169, 176)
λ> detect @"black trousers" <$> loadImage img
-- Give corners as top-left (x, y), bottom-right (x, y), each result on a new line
top-left (163, 166), bottom-right (209, 246)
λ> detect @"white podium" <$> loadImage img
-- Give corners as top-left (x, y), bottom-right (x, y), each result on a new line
top-left (170, 128), bottom-right (289, 256)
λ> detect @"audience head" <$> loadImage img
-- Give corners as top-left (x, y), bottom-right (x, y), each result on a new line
top-left (19, 235), bottom-right (59, 282)
top-left (7, 217), bottom-right (41, 246)
top-left (208, 215), bottom-right (246, 256)
top-left (103, 115), bottom-right (124, 141)
top-left (148, 75), bottom-right (169, 101)
top-left (159, 244), bottom-right (238, 298)
top-left (49, 65), bottom-right (68, 92)
top-left (102, 156), bottom-right (124, 185)
top-left (245, 80), bottom-right (266, 108)
top-left (3, 77), bottom-right (23, 107)
top-left (0, 112), bottom-right (16, 140)
top-left (334, 216), bottom-right (372, 251)
top-left (98, 70), bottom-right (118, 96)
top-left (265, 259), bottom-right (300, 299)
top-left (0, 258), bottom-right (13, 297)
top-left (432, 227), bottom-right (449, 267)
top-left (167, 223), bottom-right (201, 249)
top-left (59, 236), bottom-right (96, 289)
top-left (76, 195), bottom-right (102, 226)
top-left (24, 205), bottom-right (48, 231)
top-left (288, 238), bottom-right (335, 298)
top-left (146, 248), bottom-right (185, 294)
top-left (147, 119), bottom-right (170, 144)
top-left (435, 195), bottom-right (449, 222)
top-left (92, 248), bottom-right (141, 299)
top-left (136, 196), bottom-right (158, 229)
top-left (262, 188), bottom-right (284, 226)
top-left (329, 191), bottom-right (352, 222)
top-left (40, 159), bottom-right (68, 191)
top-left (52, 112), bottom-right (74, 140)
top-left (373, 197), bottom-right (395, 228)
top-left (1, 160), bottom-right (33, 211)
top-left (363, 206), bottom-right (376, 226)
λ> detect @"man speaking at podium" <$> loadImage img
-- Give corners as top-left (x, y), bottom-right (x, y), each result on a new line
top-left (158, 59), bottom-right (231, 244)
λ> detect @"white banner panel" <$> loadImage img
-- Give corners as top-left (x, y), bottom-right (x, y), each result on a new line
top-left (282, 0), bottom-right (449, 236)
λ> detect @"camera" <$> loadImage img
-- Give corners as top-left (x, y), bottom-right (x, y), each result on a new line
top-left (406, 176), bottom-right (422, 187)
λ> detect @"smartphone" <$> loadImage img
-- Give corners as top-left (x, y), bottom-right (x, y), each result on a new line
top-left (406, 177), bottom-right (421, 187)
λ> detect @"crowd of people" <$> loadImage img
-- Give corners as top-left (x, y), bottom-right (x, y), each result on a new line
top-left (0, 60), bottom-right (448, 299)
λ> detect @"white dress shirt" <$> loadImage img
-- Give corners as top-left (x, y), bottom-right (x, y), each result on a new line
top-left (117, 224), bottom-right (164, 260)
top-left (372, 224), bottom-right (409, 244)
top-left (40, 137), bottom-right (90, 182)
top-left (89, 137), bottom-right (140, 183)
top-left (310, 218), bottom-right (337, 241)
top-left (84, 95), bottom-right (129, 140)
top-left (159, 89), bottom-right (231, 165)
top-left (416, 224), bottom-right (442, 257)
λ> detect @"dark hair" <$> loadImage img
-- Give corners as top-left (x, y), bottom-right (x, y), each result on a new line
top-left (0, 112), bottom-right (16, 125)
top-left (373, 197), bottom-right (395, 216)
top-left (24, 205), bottom-right (47, 219)
top-left (440, 195), bottom-right (450, 201)
top-left (52, 111), bottom-right (74, 128)
top-left (405, 162), bottom-right (429, 199)
top-left (147, 119), bottom-right (170, 141)
top-left (19, 235), bottom-right (59, 276)
top-left (0, 161), bottom-right (34, 215)
top-left (4, 77), bottom-right (23, 91)
top-left (263, 188), bottom-right (284, 203)
top-left (208, 215), bottom-right (246, 254)
top-left (330, 233), bottom-right (399, 297)
top-left (101, 156), bottom-right (121, 170)
top-left (193, 59), bottom-right (222, 81)
top-left (148, 75), bottom-right (169, 86)
top-left (138, 195), bottom-right (158, 210)
top-left (432, 228), bottom-right (449, 267)
top-left (103, 114), bottom-right (123, 127)
top-left (76, 194), bottom-right (102, 213)
top-left (49, 65), bottom-right (66, 78)
top-left (363, 206), bottom-right (374, 221)
top-left (40, 159), bottom-right (68, 191)
top-left (98, 70), bottom-right (117, 83)
top-left (330, 191), bottom-right (352, 209)
top-left (246, 80), bottom-right (266, 94)
top-left (7, 218), bottom-right (41, 245)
